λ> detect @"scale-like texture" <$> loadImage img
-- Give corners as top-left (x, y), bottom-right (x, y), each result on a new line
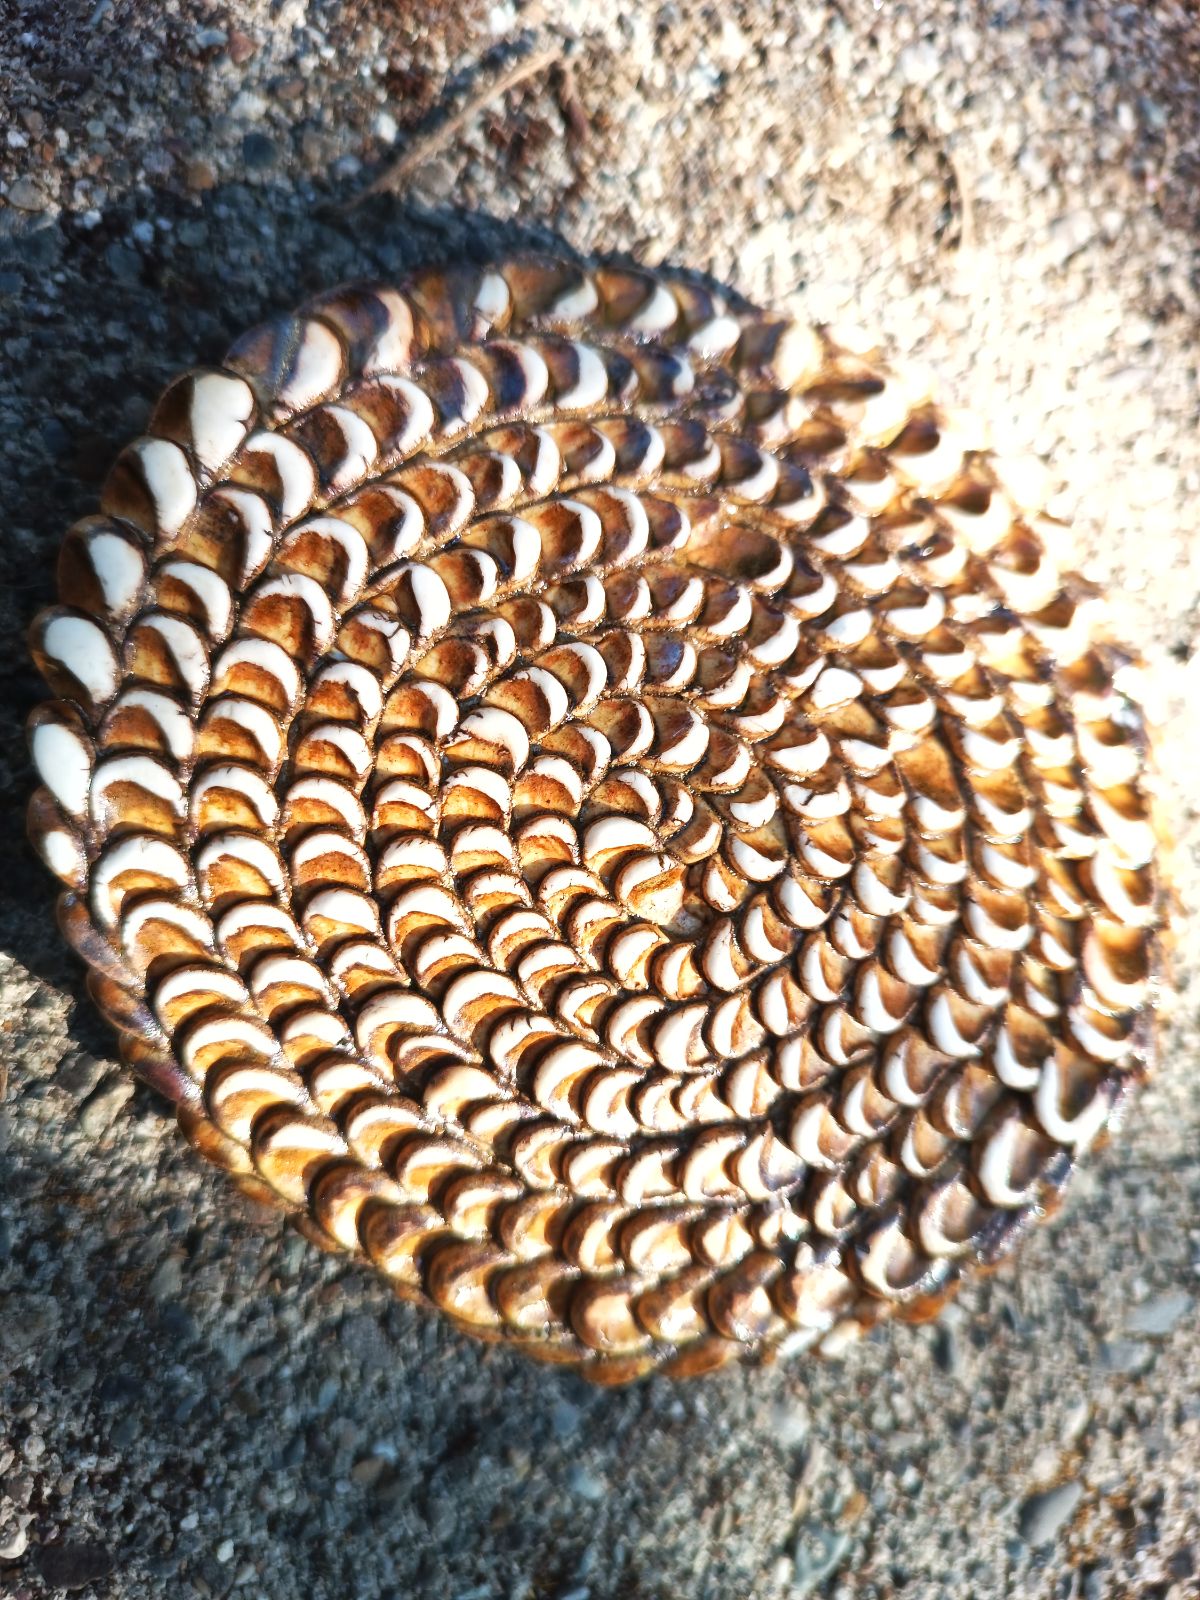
top-left (27, 255), bottom-right (1160, 1381)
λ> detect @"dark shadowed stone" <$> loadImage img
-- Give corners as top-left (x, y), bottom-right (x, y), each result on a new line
top-left (241, 132), bottom-right (277, 169)
top-left (34, 1540), bottom-right (115, 1590)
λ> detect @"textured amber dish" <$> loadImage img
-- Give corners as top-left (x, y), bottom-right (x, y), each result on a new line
top-left (28, 255), bottom-right (1160, 1381)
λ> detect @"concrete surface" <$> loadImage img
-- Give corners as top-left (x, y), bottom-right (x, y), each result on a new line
top-left (1, 2), bottom-right (1199, 1596)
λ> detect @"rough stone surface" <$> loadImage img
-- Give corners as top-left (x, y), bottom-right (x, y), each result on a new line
top-left (2, 2), bottom-right (1199, 1598)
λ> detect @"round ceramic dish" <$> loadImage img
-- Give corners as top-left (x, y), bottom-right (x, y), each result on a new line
top-left (28, 254), bottom-right (1160, 1382)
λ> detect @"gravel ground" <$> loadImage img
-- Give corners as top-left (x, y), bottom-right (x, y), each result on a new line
top-left (2, 2), bottom-right (1200, 1597)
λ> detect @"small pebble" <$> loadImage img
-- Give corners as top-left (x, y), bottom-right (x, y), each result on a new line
top-left (1045, 210), bottom-right (1097, 269)
top-left (350, 1455), bottom-right (387, 1488)
top-left (102, 242), bottom-right (142, 283)
top-left (1099, 1339), bottom-right (1155, 1376)
top-left (110, 1415), bottom-right (137, 1450)
top-left (791, 1525), bottom-right (851, 1598)
top-left (1167, 1546), bottom-right (1196, 1579)
top-left (56, 1050), bottom-right (107, 1098)
top-left (148, 1252), bottom-right (185, 1301)
top-left (185, 157), bottom-right (217, 191)
top-left (566, 1464), bottom-right (605, 1503)
top-left (6, 177), bottom-right (43, 210)
top-left (897, 40), bottom-right (939, 86)
top-left (1082, 1568), bottom-right (1108, 1600)
top-left (932, 1320), bottom-right (963, 1377)
top-left (1125, 1292), bottom-right (1192, 1336)
top-left (331, 152), bottom-right (363, 181)
top-left (1018, 1481), bottom-right (1083, 1546)
top-left (79, 1078), bottom-right (134, 1137)
top-left (768, 1397), bottom-right (810, 1450)
top-left (1061, 1401), bottom-right (1091, 1447)
top-left (241, 132), bottom-right (276, 170)
top-left (0, 1526), bottom-right (29, 1562)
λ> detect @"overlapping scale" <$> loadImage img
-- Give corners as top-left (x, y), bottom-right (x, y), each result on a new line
top-left (28, 253), bottom-right (1160, 1381)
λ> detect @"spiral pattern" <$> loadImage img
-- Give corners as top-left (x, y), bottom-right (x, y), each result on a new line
top-left (28, 255), bottom-right (1159, 1380)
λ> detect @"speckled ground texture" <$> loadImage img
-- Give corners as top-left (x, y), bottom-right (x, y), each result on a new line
top-left (2, 2), bottom-right (1199, 1597)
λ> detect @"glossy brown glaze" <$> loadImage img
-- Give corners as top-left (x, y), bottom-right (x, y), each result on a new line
top-left (27, 255), bottom-right (1160, 1380)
